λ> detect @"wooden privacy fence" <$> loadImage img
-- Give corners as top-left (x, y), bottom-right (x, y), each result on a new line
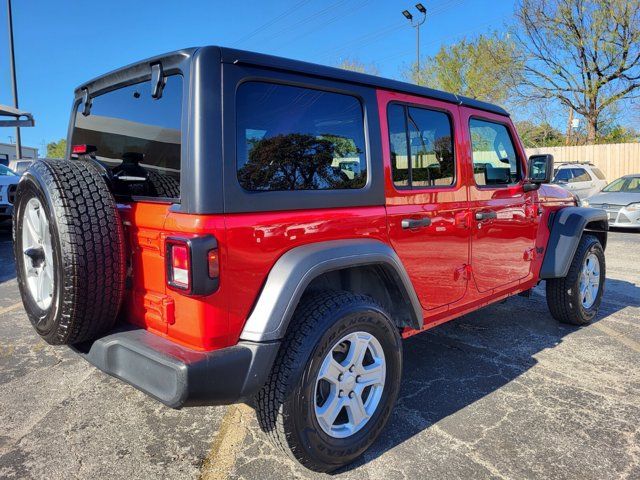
top-left (526, 143), bottom-right (640, 181)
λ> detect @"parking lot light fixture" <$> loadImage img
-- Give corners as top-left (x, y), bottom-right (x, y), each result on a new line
top-left (402, 5), bottom-right (427, 72)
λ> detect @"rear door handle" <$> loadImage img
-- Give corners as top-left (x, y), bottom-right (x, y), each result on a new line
top-left (401, 217), bottom-right (432, 229)
top-left (475, 211), bottom-right (497, 221)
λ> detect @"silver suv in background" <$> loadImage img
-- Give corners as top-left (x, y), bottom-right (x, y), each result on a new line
top-left (552, 163), bottom-right (608, 200)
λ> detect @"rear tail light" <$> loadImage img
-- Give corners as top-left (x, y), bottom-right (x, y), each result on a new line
top-left (166, 240), bottom-right (191, 291)
top-left (165, 236), bottom-right (219, 295)
top-left (71, 144), bottom-right (97, 155)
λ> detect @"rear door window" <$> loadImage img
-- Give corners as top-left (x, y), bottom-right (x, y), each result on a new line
top-left (236, 82), bottom-right (367, 191)
top-left (71, 75), bottom-right (183, 200)
top-left (569, 168), bottom-right (590, 183)
top-left (387, 103), bottom-right (455, 189)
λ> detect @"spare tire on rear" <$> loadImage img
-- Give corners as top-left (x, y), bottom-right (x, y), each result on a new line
top-left (13, 159), bottom-right (126, 345)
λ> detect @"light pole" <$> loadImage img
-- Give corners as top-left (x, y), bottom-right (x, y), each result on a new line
top-left (402, 4), bottom-right (427, 73)
top-left (6, 0), bottom-right (22, 159)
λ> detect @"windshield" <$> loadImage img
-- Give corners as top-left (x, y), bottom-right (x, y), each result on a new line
top-left (602, 177), bottom-right (640, 193)
top-left (0, 165), bottom-right (17, 176)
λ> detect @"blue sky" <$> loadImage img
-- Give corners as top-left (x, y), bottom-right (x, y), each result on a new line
top-left (0, 0), bottom-right (516, 153)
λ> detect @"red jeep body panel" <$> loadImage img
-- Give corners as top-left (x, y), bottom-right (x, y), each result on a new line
top-left (117, 85), bottom-right (574, 352)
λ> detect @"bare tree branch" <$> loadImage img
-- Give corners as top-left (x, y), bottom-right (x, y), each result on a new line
top-left (514, 0), bottom-right (640, 143)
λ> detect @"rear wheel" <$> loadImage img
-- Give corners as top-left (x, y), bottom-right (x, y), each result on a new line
top-left (256, 291), bottom-right (402, 472)
top-left (546, 234), bottom-right (605, 325)
top-left (13, 159), bottom-right (126, 345)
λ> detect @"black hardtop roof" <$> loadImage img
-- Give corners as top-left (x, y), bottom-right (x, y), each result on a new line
top-left (76, 46), bottom-right (509, 116)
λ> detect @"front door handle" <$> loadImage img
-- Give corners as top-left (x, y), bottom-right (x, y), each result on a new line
top-left (401, 217), bottom-right (432, 229)
top-left (475, 211), bottom-right (497, 221)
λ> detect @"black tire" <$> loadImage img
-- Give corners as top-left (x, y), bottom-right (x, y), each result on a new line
top-left (546, 234), bottom-right (605, 326)
top-left (146, 171), bottom-right (180, 199)
top-left (255, 291), bottom-right (402, 472)
top-left (13, 159), bottom-right (126, 345)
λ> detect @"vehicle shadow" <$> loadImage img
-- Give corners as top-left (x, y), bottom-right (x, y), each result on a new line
top-left (337, 278), bottom-right (640, 473)
top-left (0, 226), bottom-right (17, 284)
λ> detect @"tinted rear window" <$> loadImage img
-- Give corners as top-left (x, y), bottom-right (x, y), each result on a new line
top-left (71, 75), bottom-right (182, 200)
top-left (236, 82), bottom-right (367, 191)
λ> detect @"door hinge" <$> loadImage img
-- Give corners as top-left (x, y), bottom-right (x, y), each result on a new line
top-left (454, 264), bottom-right (472, 281)
top-left (524, 247), bottom-right (537, 261)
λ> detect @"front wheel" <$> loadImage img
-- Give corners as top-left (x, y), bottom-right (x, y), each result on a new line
top-left (546, 234), bottom-right (605, 325)
top-left (256, 291), bottom-right (402, 472)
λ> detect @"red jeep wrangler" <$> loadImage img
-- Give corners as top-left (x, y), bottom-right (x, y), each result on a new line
top-left (13, 47), bottom-right (608, 472)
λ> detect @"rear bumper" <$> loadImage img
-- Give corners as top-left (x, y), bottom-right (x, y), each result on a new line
top-left (71, 327), bottom-right (280, 408)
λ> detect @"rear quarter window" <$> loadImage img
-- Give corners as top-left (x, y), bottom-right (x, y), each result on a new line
top-left (235, 82), bottom-right (367, 191)
top-left (71, 75), bottom-right (183, 200)
top-left (592, 167), bottom-right (606, 180)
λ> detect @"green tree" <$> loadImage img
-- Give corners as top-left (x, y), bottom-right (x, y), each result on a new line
top-left (514, 0), bottom-right (640, 144)
top-left (337, 58), bottom-right (380, 76)
top-left (46, 139), bottom-right (67, 159)
top-left (408, 33), bottom-right (521, 105)
top-left (598, 125), bottom-right (638, 144)
top-left (239, 133), bottom-right (365, 191)
top-left (516, 121), bottom-right (566, 147)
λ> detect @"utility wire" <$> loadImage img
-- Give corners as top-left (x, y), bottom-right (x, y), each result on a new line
top-left (271, 0), bottom-right (372, 52)
top-left (234, 0), bottom-right (312, 46)
top-left (375, 14), bottom-right (510, 65)
top-left (265, 0), bottom-right (351, 44)
top-left (316, 0), bottom-right (466, 63)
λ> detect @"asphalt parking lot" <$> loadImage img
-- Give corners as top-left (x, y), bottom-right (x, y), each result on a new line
top-left (0, 225), bottom-right (638, 480)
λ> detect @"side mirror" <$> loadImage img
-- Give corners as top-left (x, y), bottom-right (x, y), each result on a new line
top-left (526, 154), bottom-right (554, 184)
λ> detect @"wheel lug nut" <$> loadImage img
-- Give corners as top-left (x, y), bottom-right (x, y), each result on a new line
top-left (338, 373), bottom-right (343, 381)
top-left (338, 390), bottom-right (344, 398)
top-left (356, 375), bottom-right (361, 383)
top-left (349, 366), bottom-right (355, 372)
top-left (349, 391), bottom-right (355, 399)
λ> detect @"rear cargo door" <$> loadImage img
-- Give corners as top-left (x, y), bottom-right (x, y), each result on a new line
top-left (70, 73), bottom-right (185, 333)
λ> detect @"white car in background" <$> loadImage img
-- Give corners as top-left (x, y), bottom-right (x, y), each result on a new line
top-left (0, 164), bottom-right (19, 224)
top-left (552, 163), bottom-right (608, 200)
top-left (583, 175), bottom-right (640, 229)
top-left (9, 159), bottom-right (34, 175)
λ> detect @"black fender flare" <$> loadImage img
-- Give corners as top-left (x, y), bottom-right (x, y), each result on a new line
top-left (239, 239), bottom-right (423, 342)
top-left (540, 207), bottom-right (608, 279)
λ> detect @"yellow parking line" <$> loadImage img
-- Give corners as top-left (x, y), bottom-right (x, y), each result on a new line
top-left (200, 404), bottom-right (252, 480)
top-left (0, 302), bottom-right (23, 316)
top-left (594, 323), bottom-right (640, 354)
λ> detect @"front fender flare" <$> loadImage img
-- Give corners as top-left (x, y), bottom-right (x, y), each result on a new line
top-left (540, 206), bottom-right (608, 279)
top-left (239, 239), bottom-right (422, 342)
